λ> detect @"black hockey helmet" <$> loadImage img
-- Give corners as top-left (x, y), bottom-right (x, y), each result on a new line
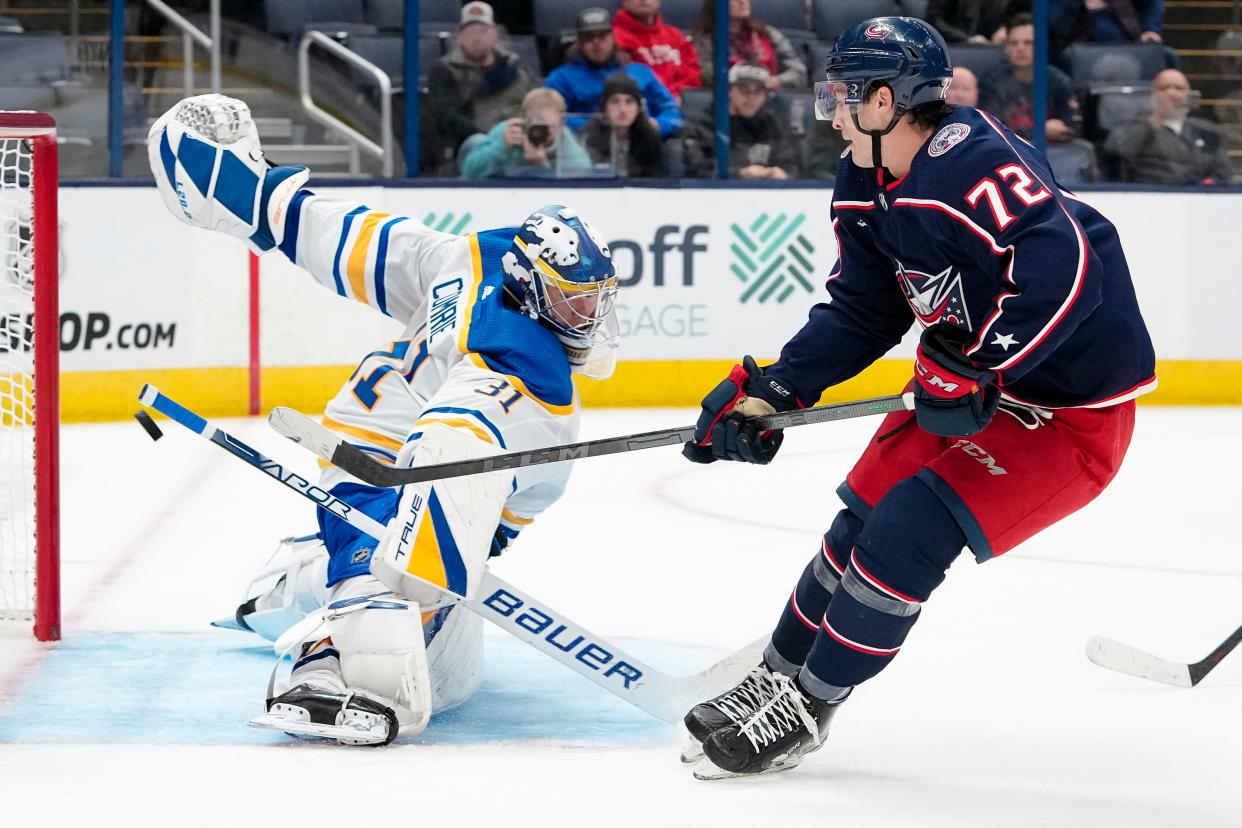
top-left (817, 16), bottom-right (952, 123)
top-left (814, 17), bottom-right (953, 182)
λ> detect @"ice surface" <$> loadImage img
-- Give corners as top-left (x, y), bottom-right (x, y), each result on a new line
top-left (0, 407), bottom-right (1239, 826)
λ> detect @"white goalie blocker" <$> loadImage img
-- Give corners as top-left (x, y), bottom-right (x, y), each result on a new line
top-left (251, 424), bottom-right (509, 745)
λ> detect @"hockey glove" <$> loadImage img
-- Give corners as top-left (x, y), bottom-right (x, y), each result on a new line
top-left (683, 355), bottom-right (802, 465)
top-left (148, 94), bottom-right (309, 255)
top-left (913, 323), bottom-right (1000, 437)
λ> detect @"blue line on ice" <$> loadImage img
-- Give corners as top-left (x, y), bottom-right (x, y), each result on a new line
top-left (0, 632), bottom-right (707, 746)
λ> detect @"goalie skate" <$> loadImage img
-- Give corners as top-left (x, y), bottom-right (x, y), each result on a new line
top-left (248, 683), bottom-right (399, 746)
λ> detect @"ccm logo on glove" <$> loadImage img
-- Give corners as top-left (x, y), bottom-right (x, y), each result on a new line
top-left (914, 358), bottom-right (969, 396)
top-left (912, 323), bottom-right (1000, 438)
top-left (682, 355), bottom-right (802, 465)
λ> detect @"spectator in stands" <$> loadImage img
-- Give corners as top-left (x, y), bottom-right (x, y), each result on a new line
top-left (612, 0), bottom-right (702, 100)
top-left (1052, 0), bottom-right (1164, 51)
top-left (423, 2), bottom-right (535, 176)
top-left (544, 8), bottom-right (684, 139)
top-left (1103, 69), bottom-right (1233, 184)
top-left (459, 87), bottom-right (592, 179)
top-left (581, 73), bottom-right (669, 177)
top-left (685, 63), bottom-right (799, 179)
top-left (927, 0), bottom-right (1011, 45)
top-left (979, 14), bottom-right (1081, 142)
top-left (947, 66), bottom-right (980, 107)
top-left (691, 0), bottom-right (808, 91)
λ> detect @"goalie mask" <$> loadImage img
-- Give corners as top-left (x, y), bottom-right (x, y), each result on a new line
top-left (501, 204), bottom-right (619, 376)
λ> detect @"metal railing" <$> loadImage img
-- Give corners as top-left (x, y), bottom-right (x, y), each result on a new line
top-left (298, 30), bottom-right (394, 177)
top-left (146, 0), bottom-right (220, 97)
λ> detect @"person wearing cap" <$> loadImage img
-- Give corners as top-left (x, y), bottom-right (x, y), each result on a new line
top-left (612, 0), bottom-right (702, 100)
top-left (582, 73), bottom-right (669, 178)
top-left (459, 87), bottom-right (592, 179)
top-left (684, 63), bottom-right (799, 179)
top-left (544, 7), bottom-right (684, 139)
top-left (424, 1), bottom-right (535, 175)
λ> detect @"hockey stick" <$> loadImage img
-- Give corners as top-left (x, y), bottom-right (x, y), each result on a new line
top-left (268, 392), bottom-right (916, 488)
top-left (1085, 624), bottom-right (1242, 687)
top-left (137, 384), bottom-right (765, 722)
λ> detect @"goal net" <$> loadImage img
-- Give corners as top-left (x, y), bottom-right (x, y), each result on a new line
top-left (0, 112), bottom-right (59, 641)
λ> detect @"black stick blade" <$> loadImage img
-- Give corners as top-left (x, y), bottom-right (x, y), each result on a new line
top-left (135, 409), bottom-right (164, 441)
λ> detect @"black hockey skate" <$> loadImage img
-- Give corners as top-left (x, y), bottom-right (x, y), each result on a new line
top-left (694, 677), bottom-right (848, 780)
top-left (249, 683), bottom-right (400, 746)
top-left (681, 663), bottom-right (783, 763)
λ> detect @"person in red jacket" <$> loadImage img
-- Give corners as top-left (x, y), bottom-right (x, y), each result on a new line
top-left (613, 0), bottom-right (702, 100)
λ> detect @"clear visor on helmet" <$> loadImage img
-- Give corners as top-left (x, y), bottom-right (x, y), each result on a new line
top-left (813, 79), bottom-right (865, 121)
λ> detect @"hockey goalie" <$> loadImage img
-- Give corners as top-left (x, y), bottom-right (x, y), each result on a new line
top-left (148, 95), bottom-right (619, 746)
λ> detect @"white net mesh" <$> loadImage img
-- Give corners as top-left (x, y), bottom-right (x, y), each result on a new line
top-left (0, 134), bottom-right (37, 624)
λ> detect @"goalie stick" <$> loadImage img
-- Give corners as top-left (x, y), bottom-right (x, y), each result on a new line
top-left (1085, 623), bottom-right (1242, 687)
top-left (137, 384), bottom-right (765, 722)
top-left (268, 392), bottom-right (916, 488)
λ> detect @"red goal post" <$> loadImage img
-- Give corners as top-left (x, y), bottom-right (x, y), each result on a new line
top-left (0, 111), bottom-right (60, 641)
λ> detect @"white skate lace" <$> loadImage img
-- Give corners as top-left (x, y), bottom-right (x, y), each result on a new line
top-left (737, 677), bottom-right (822, 753)
top-left (711, 668), bottom-right (781, 723)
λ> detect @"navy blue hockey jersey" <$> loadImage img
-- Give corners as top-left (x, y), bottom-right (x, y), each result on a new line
top-left (771, 106), bottom-right (1156, 410)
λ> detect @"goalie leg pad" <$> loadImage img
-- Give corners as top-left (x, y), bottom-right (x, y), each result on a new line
top-left (326, 576), bottom-right (435, 738)
top-left (425, 605), bottom-right (485, 713)
top-left (372, 423), bottom-right (514, 604)
top-left (214, 535), bottom-right (329, 642)
top-left (256, 575), bottom-right (437, 743)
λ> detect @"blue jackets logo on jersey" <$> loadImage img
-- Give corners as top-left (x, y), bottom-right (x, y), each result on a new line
top-left (896, 262), bottom-right (974, 331)
top-left (928, 123), bottom-right (970, 157)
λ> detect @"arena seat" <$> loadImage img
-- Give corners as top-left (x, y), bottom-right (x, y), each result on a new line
top-left (1063, 43), bottom-right (1169, 86)
top-left (533, 0), bottom-right (600, 39)
top-left (264, 0), bottom-right (364, 39)
top-left (812, 0), bottom-right (899, 42)
top-left (948, 45), bottom-right (1006, 80)
top-left (0, 33), bottom-right (71, 84)
top-left (759, 0), bottom-right (813, 32)
top-left (658, 0), bottom-right (702, 31)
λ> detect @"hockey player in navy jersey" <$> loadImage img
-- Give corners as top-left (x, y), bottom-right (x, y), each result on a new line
top-left (148, 95), bottom-right (618, 745)
top-left (679, 17), bottom-right (1156, 779)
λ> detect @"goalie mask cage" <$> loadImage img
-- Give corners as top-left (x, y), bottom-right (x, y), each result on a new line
top-left (0, 112), bottom-right (60, 641)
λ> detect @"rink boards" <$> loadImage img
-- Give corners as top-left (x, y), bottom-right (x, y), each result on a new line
top-left (54, 184), bottom-right (1242, 420)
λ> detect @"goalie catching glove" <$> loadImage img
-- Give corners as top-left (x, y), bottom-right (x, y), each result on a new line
top-left (147, 94), bottom-right (308, 254)
top-left (683, 356), bottom-right (802, 465)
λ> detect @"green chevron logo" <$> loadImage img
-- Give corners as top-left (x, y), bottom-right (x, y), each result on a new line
top-left (729, 212), bottom-right (815, 304)
top-left (422, 212), bottom-right (472, 234)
